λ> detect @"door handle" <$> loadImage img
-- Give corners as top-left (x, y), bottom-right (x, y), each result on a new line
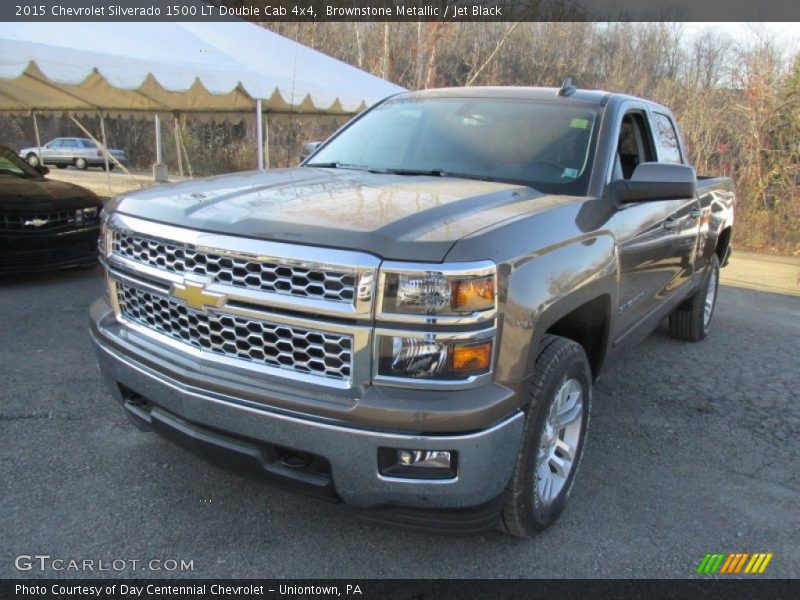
top-left (662, 217), bottom-right (679, 230)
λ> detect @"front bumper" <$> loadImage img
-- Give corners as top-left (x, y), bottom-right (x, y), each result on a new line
top-left (91, 299), bottom-right (524, 512)
top-left (0, 227), bottom-right (99, 274)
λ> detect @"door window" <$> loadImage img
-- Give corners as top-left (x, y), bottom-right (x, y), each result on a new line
top-left (653, 113), bottom-right (683, 164)
top-left (614, 112), bottom-right (656, 180)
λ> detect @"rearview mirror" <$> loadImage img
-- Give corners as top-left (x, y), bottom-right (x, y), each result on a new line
top-left (613, 163), bottom-right (696, 204)
top-left (300, 141), bottom-right (323, 162)
top-left (35, 164), bottom-right (50, 176)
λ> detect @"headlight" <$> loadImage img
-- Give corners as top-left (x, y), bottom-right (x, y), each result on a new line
top-left (376, 333), bottom-right (493, 381)
top-left (98, 211), bottom-right (110, 256)
top-left (379, 262), bottom-right (496, 317)
top-left (75, 206), bottom-right (99, 226)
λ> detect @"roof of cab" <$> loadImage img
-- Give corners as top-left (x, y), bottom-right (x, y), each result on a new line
top-left (397, 86), bottom-right (673, 114)
top-left (401, 86), bottom-right (612, 105)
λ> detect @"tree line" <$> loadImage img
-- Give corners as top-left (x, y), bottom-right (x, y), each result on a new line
top-left (3, 22), bottom-right (798, 252)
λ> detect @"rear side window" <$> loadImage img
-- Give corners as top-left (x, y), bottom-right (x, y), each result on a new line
top-left (653, 113), bottom-right (682, 164)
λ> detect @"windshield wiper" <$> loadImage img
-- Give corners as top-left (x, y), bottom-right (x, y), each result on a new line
top-left (306, 164), bottom-right (446, 176)
top-left (379, 167), bottom-right (504, 184)
top-left (371, 167), bottom-right (444, 176)
top-left (305, 162), bottom-right (375, 171)
top-left (305, 164), bottom-right (516, 186)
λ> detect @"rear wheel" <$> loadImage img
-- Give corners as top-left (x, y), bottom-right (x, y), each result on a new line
top-left (500, 334), bottom-right (592, 538)
top-left (669, 254), bottom-right (720, 342)
top-left (74, 157), bottom-right (87, 170)
top-left (26, 153), bottom-right (39, 167)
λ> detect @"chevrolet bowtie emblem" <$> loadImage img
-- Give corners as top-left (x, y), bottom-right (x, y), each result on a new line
top-left (24, 218), bottom-right (49, 228)
top-left (170, 280), bottom-right (226, 313)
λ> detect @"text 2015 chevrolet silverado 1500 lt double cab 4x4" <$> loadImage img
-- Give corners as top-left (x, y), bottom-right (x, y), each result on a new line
top-left (91, 84), bottom-right (734, 537)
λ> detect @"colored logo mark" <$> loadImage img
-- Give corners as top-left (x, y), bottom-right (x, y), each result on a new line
top-left (696, 552), bottom-right (773, 574)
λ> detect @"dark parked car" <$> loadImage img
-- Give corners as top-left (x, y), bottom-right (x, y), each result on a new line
top-left (0, 145), bottom-right (103, 274)
top-left (19, 137), bottom-right (128, 171)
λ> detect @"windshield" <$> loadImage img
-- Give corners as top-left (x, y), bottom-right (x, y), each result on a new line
top-left (0, 146), bottom-right (41, 179)
top-left (307, 96), bottom-right (601, 195)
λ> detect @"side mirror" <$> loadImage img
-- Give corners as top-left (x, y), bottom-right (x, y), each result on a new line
top-left (613, 163), bottom-right (696, 204)
top-left (35, 164), bottom-right (50, 176)
top-left (300, 141), bottom-right (323, 162)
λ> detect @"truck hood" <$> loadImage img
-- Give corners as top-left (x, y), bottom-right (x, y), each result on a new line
top-left (111, 167), bottom-right (565, 261)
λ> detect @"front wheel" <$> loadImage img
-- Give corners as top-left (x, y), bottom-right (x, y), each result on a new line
top-left (500, 334), bottom-right (592, 538)
top-left (26, 153), bottom-right (40, 167)
top-left (669, 254), bottom-right (720, 342)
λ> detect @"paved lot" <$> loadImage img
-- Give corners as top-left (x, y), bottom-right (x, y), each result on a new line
top-left (1, 256), bottom-right (798, 579)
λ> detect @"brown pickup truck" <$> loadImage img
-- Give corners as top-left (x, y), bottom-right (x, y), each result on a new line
top-left (91, 83), bottom-right (734, 537)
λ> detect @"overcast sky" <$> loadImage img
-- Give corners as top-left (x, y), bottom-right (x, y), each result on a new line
top-left (682, 22), bottom-right (798, 48)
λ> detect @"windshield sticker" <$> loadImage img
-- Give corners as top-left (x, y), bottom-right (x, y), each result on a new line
top-left (562, 168), bottom-right (578, 179)
top-left (570, 118), bottom-right (589, 129)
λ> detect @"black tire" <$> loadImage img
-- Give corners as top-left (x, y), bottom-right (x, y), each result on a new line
top-left (74, 157), bottom-right (88, 170)
top-left (26, 153), bottom-right (39, 167)
top-left (500, 334), bottom-right (592, 538)
top-left (105, 163), bottom-right (115, 172)
top-left (669, 254), bottom-right (720, 342)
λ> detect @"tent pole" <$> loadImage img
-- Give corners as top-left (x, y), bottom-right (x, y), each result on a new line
top-left (99, 112), bottom-right (111, 194)
top-left (69, 115), bottom-right (129, 175)
top-left (256, 99), bottom-right (264, 171)
top-left (32, 111), bottom-right (42, 166)
top-left (153, 114), bottom-right (168, 182)
top-left (174, 115), bottom-right (184, 179)
top-left (264, 112), bottom-right (270, 169)
top-left (155, 114), bottom-right (163, 164)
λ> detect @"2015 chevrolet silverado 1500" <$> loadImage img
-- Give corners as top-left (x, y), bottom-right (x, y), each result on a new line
top-left (91, 84), bottom-right (734, 537)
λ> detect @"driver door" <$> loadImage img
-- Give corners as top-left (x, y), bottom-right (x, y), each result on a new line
top-left (611, 108), bottom-right (693, 344)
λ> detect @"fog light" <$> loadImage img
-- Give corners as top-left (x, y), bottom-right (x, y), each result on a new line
top-left (378, 448), bottom-right (457, 480)
top-left (399, 450), bottom-right (451, 468)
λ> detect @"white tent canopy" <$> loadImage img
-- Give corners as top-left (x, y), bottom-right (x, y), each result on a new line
top-left (0, 22), bottom-right (405, 115)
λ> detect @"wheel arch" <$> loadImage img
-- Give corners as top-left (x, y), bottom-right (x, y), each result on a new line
top-left (715, 226), bottom-right (732, 266)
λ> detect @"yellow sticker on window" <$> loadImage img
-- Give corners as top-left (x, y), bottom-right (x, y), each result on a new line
top-left (570, 118), bottom-right (589, 129)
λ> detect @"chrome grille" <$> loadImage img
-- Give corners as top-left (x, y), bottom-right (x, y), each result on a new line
top-left (114, 281), bottom-right (353, 381)
top-left (111, 229), bottom-right (356, 303)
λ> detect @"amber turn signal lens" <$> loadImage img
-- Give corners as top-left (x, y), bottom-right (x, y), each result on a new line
top-left (451, 340), bottom-right (492, 374)
top-left (451, 276), bottom-right (494, 312)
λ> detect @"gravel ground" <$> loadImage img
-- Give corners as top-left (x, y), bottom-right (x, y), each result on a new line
top-left (1, 258), bottom-right (798, 579)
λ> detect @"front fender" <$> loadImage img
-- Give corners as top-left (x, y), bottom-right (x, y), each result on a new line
top-left (496, 234), bottom-right (618, 385)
